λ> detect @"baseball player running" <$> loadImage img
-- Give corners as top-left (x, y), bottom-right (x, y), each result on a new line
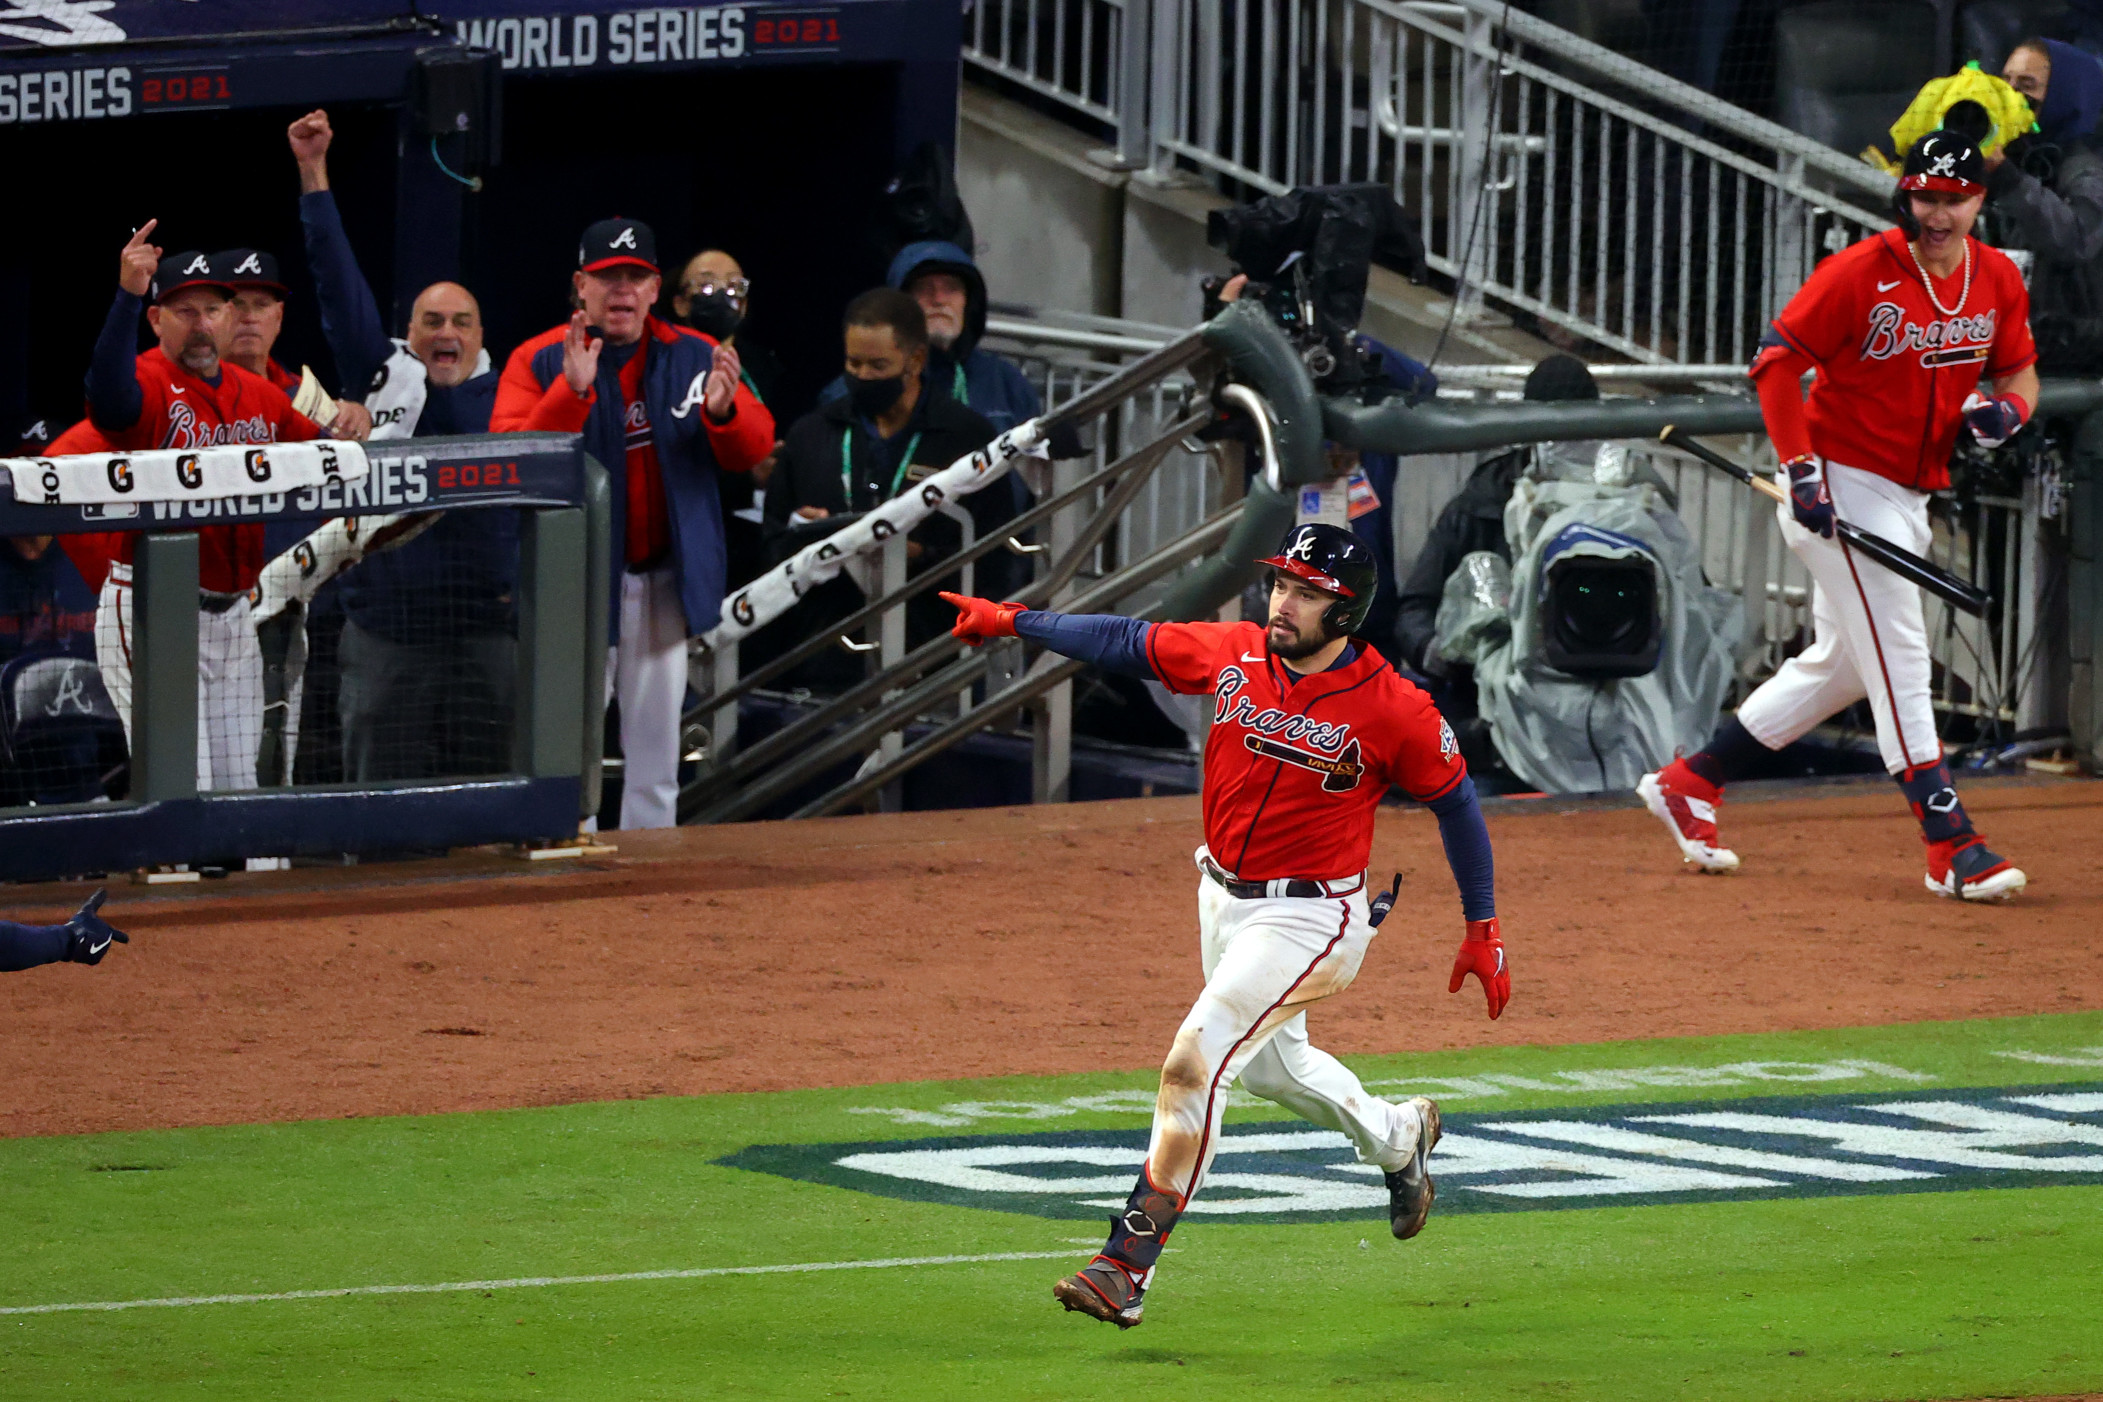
top-left (1640, 131), bottom-right (2037, 901)
top-left (944, 523), bottom-right (1509, 1329)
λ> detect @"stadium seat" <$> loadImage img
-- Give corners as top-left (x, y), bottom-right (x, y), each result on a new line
top-left (1957, 0), bottom-right (2071, 68)
top-left (1775, 0), bottom-right (1940, 156)
top-left (0, 653), bottom-right (124, 805)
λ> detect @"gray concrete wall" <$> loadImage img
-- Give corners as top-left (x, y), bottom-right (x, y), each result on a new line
top-left (957, 90), bottom-right (1125, 316)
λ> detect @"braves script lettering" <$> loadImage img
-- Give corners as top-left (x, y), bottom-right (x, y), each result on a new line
top-left (1211, 666), bottom-right (1352, 754)
top-left (1861, 301), bottom-right (1998, 363)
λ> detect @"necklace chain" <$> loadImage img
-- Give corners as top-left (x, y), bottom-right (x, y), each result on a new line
top-left (1908, 236), bottom-right (1972, 317)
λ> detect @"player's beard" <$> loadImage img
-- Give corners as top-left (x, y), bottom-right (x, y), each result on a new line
top-left (179, 333), bottom-right (219, 376)
top-left (1266, 615), bottom-right (1332, 661)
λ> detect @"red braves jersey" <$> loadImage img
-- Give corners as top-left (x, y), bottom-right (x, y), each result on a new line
top-left (98, 351), bottom-right (322, 592)
top-left (1759, 228), bottom-right (2035, 491)
top-left (1148, 621), bottom-right (1464, 882)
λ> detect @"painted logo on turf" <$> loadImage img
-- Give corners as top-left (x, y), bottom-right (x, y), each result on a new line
top-left (717, 1084), bottom-right (2103, 1223)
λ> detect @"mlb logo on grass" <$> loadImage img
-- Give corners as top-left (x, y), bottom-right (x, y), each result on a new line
top-left (722, 1084), bottom-right (2103, 1222)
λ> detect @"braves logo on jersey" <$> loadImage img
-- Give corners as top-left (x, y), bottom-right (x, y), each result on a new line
top-left (1212, 667), bottom-right (1352, 752)
top-left (157, 401), bottom-right (272, 450)
top-left (1860, 302), bottom-right (1997, 368)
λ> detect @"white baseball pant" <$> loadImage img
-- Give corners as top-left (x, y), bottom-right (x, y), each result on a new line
top-left (96, 563), bottom-right (263, 792)
top-left (606, 565), bottom-right (688, 830)
top-left (1141, 846), bottom-right (1427, 1204)
top-left (1734, 462), bottom-right (1942, 774)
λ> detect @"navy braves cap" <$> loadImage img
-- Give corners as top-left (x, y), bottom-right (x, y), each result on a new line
top-left (214, 248), bottom-right (288, 297)
top-left (149, 250), bottom-right (232, 303)
top-left (1899, 130), bottom-right (1987, 197)
top-left (578, 217), bottom-right (658, 275)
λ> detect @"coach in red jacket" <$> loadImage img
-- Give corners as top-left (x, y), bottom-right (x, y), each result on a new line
top-left (492, 217), bottom-right (772, 829)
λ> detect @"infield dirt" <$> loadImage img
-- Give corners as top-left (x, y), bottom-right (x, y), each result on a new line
top-left (4, 775), bottom-right (2100, 1139)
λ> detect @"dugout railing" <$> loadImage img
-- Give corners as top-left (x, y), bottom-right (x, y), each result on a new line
top-left (0, 434), bottom-right (608, 883)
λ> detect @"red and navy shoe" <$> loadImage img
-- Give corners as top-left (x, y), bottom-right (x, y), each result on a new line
top-left (1925, 835), bottom-right (2026, 902)
top-left (1636, 758), bottom-right (1740, 873)
top-left (1053, 1256), bottom-right (1147, 1328)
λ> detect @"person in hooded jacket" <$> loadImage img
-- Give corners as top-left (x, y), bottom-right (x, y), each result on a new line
top-left (1990, 40), bottom-right (2103, 372)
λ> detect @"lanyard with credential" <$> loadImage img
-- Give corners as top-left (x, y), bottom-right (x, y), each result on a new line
top-left (841, 426), bottom-right (922, 508)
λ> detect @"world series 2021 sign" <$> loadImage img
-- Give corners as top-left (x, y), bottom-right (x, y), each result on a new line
top-left (452, 5), bottom-right (859, 71)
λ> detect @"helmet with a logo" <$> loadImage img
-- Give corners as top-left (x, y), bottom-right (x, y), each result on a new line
top-left (1257, 522), bottom-right (1379, 637)
top-left (1892, 130), bottom-right (1987, 237)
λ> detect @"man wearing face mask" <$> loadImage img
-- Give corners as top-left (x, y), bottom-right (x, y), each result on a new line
top-left (763, 289), bottom-right (998, 676)
top-left (493, 217), bottom-right (773, 830)
top-left (671, 247), bottom-right (780, 589)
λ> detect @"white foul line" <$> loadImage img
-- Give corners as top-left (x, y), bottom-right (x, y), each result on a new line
top-left (0, 1249), bottom-right (1091, 1317)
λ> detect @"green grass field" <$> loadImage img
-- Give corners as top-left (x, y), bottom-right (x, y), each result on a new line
top-left (4, 1012), bottom-right (2101, 1399)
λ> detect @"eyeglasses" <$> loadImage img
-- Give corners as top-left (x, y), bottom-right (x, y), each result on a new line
top-left (683, 277), bottom-right (749, 305)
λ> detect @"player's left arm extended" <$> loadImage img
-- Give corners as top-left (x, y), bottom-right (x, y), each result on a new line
top-left (1424, 776), bottom-right (1510, 1019)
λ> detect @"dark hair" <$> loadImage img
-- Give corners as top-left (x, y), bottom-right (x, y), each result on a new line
top-left (2012, 35), bottom-right (2051, 64)
top-left (843, 287), bottom-right (927, 351)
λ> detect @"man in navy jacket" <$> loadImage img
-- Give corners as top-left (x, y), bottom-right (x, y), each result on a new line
top-left (492, 217), bottom-right (773, 829)
top-left (288, 109), bottom-right (516, 782)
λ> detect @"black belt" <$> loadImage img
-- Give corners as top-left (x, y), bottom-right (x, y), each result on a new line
top-left (200, 590), bottom-right (244, 614)
top-left (1201, 857), bottom-right (1362, 900)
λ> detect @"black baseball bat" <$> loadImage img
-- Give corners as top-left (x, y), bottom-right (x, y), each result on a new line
top-left (1658, 426), bottom-right (1992, 617)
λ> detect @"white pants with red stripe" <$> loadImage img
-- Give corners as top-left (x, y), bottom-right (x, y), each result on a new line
top-left (95, 564), bottom-right (263, 792)
top-left (606, 566), bottom-right (689, 830)
top-left (1735, 463), bottom-right (1941, 774)
top-left (1143, 846), bottom-right (1425, 1203)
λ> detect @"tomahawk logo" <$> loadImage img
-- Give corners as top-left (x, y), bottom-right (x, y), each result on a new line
top-left (609, 227), bottom-right (638, 249)
top-left (233, 252), bottom-right (262, 276)
top-left (1212, 667), bottom-right (1354, 758)
top-left (1244, 732), bottom-right (1365, 792)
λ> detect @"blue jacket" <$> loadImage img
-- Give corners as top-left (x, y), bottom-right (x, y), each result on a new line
top-left (492, 315), bottom-right (774, 640)
top-left (297, 189), bottom-right (513, 644)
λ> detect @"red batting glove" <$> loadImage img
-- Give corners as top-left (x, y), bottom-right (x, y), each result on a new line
top-left (940, 591), bottom-right (1027, 646)
top-left (1448, 918), bottom-right (1510, 1020)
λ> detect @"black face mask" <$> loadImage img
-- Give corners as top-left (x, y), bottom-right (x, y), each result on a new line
top-left (846, 373), bottom-right (906, 419)
top-left (684, 292), bottom-right (743, 340)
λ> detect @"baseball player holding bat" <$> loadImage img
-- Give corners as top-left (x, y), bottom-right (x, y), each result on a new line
top-left (1640, 131), bottom-right (2037, 901)
top-left (945, 523), bottom-right (1508, 1329)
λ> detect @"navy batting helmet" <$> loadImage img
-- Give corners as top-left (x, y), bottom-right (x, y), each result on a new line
top-left (1258, 523), bottom-right (1378, 637)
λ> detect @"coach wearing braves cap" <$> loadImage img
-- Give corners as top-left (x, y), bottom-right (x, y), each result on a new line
top-left (212, 247), bottom-right (372, 439)
top-left (492, 217), bottom-right (774, 829)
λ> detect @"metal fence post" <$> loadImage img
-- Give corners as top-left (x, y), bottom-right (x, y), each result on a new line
top-left (130, 532), bottom-right (199, 801)
top-left (1144, 0), bottom-right (1181, 182)
top-left (877, 530), bottom-right (909, 812)
top-left (579, 456), bottom-right (611, 825)
top-left (514, 506), bottom-right (587, 780)
top-left (1450, 6), bottom-right (1498, 325)
top-left (1097, 0), bottom-right (1152, 169)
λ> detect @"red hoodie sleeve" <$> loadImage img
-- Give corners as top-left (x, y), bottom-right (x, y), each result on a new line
top-left (702, 373), bottom-right (775, 474)
top-left (492, 333), bottom-right (595, 433)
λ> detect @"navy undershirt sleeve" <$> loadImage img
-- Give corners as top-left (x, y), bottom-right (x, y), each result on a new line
top-left (1012, 609), bottom-right (1156, 680)
top-left (300, 190), bottom-right (394, 396)
top-left (86, 289), bottom-right (145, 432)
top-left (0, 920), bottom-right (67, 973)
top-left (1426, 774), bottom-right (1496, 921)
